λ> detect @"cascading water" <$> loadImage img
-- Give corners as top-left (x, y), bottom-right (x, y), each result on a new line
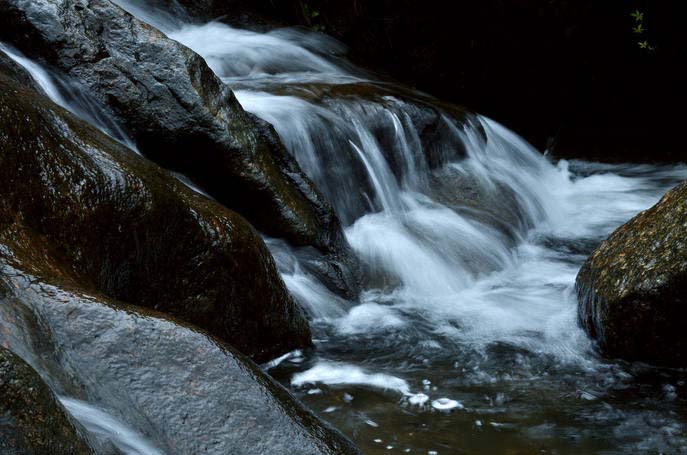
top-left (0, 43), bottom-right (138, 151)
top-left (0, 42), bottom-right (224, 203)
top-left (6, 2), bottom-right (687, 453)
top-left (123, 9), bottom-right (687, 453)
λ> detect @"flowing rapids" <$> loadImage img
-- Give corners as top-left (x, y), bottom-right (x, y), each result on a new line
top-left (5, 2), bottom-right (687, 453)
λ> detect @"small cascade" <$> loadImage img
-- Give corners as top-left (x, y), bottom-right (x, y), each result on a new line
top-left (156, 11), bottom-right (572, 315)
top-left (4, 2), bottom-right (687, 453)
top-left (108, 0), bottom-right (687, 361)
top-left (0, 43), bottom-right (138, 151)
top-left (0, 41), bottom-right (218, 198)
top-left (60, 399), bottom-right (164, 455)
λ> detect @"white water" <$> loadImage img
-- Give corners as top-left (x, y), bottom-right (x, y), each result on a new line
top-left (292, 362), bottom-right (411, 395)
top-left (0, 43), bottom-right (138, 151)
top-left (0, 42), bottom-right (231, 199)
top-left (141, 9), bottom-right (687, 452)
top-left (61, 398), bottom-right (164, 455)
top-left (146, 9), bottom-right (684, 364)
top-left (0, 43), bottom-right (68, 105)
top-left (6, 1), bottom-right (687, 452)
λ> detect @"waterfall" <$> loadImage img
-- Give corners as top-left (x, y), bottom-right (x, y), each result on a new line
top-left (107, 0), bottom-right (687, 360)
top-left (5, 2), bottom-right (687, 453)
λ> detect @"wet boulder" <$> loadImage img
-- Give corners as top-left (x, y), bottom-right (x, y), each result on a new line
top-left (0, 226), bottom-right (361, 455)
top-left (0, 0), bottom-right (356, 297)
top-left (0, 65), bottom-right (310, 362)
top-left (576, 181), bottom-right (687, 366)
top-left (0, 346), bottom-right (94, 455)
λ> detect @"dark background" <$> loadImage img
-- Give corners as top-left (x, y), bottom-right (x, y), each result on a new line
top-left (200, 0), bottom-right (685, 162)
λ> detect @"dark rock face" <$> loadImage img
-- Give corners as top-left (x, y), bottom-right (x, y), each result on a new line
top-left (0, 227), bottom-right (361, 455)
top-left (0, 0), bottom-right (351, 270)
top-left (0, 346), bottom-right (94, 455)
top-left (0, 67), bottom-right (310, 362)
top-left (576, 182), bottom-right (687, 366)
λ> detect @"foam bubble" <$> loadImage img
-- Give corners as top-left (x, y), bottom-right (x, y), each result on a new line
top-left (291, 362), bottom-right (410, 395)
top-left (336, 303), bottom-right (406, 334)
top-left (431, 398), bottom-right (464, 411)
top-left (408, 393), bottom-right (430, 406)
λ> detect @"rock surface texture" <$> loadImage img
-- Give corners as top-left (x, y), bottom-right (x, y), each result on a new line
top-left (0, 44), bottom-right (361, 455)
top-left (0, 0), bottom-right (356, 296)
top-left (0, 58), bottom-right (310, 362)
top-left (576, 181), bottom-right (687, 366)
top-left (0, 346), bottom-right (94, 455)
top-left (0, 256), bottom-right (360, 455)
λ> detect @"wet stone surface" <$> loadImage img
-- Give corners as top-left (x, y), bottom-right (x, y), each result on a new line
top-left (577, 181), bottom-right (687, 366)
top-left (0, 346), bottom-right (94, 455)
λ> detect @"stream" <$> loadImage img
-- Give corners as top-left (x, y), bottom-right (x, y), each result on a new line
top-left (4, 1), bottom-right (687, 453)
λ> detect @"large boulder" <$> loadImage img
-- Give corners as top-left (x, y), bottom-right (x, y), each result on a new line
top-left (0, 0), bottom-right (358, 299)
top-left (0, 346), bottom-right (94, 455)
top-left (0, 225), bottom-right (361, 455)
top-left (0, 59), bottom-right (310, 362)
top-left (576, 181), bottom-right (687, 366)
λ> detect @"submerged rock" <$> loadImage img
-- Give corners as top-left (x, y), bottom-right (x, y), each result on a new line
top-left (0, 64), bottom-right (310, 362)
top-left (576, 181), bottom-right (687, 366)
top-left (0, 346), bottom-right (94, 455)
top-left (0, 0), bottom-right (358, 299)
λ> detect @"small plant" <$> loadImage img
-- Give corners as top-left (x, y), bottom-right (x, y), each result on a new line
top-left (630, 9), bottom-right (654, 51)
top-left (301, 2), bottom-right (326, 32)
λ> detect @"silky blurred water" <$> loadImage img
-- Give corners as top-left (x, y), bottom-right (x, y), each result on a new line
top-left (9, 2), bottom-right (687, 453)
top-left (157, 11), bottom-right (687, 454)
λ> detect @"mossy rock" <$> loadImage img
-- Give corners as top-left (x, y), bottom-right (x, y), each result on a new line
top-left (0, 347), bottom-right (93, 455)
top-left (576, 181), bottom-right (687, 366)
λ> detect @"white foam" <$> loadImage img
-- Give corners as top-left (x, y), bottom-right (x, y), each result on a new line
top-left (169, 22), bottom-right (347, 79)
top-left (336, 303), bottom-right (405, 334)
top-left (431, 398), bottom-right (464, 411)
top-left (408, 393), bottom-right (429, 406)
top-left (262, 349), bottom-right (303, 370)
top-left (291, 362), bottom-right (410, 395)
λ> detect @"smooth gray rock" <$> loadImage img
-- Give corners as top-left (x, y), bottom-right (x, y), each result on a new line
top-left (0, 237), bottom-right (360, 455)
